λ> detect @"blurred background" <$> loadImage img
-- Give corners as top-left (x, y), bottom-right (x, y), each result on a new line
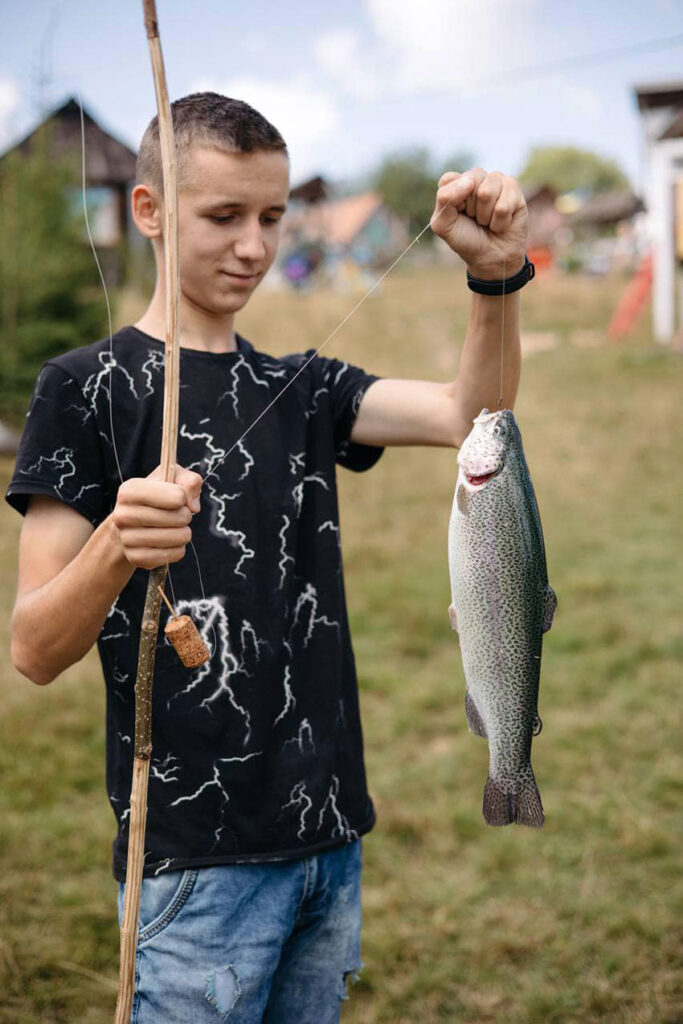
top-left (0, 2), bottom-right (681, 1022)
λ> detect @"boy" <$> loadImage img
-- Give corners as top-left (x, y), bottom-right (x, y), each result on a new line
top-left (7, 93), bottom-right (530, 1022)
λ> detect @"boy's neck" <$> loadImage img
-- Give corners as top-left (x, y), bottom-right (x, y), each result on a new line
top-left (134, 286), bottom-right (238, 355)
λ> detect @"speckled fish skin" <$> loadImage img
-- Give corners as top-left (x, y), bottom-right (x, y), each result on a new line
top-left (448, 408), bottom-right (556, 827)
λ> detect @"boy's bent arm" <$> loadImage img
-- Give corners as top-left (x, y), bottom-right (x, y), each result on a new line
top-left (11, 467), bottom-right (203, 685)
top-left (11, 497), bottom-right (134, 685)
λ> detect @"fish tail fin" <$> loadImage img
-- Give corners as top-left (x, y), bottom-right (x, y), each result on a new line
top-left (482, 770), bottom-right (545, 828)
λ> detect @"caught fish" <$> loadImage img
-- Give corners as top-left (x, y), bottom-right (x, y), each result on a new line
top-left (448, 408), bottom-right (556, 827)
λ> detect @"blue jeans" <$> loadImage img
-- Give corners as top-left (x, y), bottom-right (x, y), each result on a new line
top-left (117, 839), bottom-right (363, 1023)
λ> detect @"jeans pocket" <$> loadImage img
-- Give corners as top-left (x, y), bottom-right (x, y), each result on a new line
top-left (133, 868), bottom-right (199, 945)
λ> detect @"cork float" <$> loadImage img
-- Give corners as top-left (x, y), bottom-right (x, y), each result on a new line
top-left (157, 586), bottom-right (210, 668)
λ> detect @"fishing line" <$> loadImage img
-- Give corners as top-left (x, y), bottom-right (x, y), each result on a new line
top-left (78, 93), bottom-right (123, 486)
top-left (498, 256), bottom-right (506, 408)
top-left (198, 212), bottom-right (446, 485)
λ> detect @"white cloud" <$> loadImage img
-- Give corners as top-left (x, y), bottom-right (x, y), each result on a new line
top-left (366, 0), bottom-right (540, 96)
top-left (0, 78), bottom-right (21, 150)
top-left (560, 82), bottom-right (602, 120)
top-left (313, 28), bottom-right (381, 100)
top-left (190, 75), bottom-right (339, 179)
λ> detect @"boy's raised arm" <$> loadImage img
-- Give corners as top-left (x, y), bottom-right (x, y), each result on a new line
top-left (350, 168), bottom-right (528, 449)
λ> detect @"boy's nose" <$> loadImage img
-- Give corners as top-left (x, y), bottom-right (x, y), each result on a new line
top-left (234, 220), bottom-right (267, 262)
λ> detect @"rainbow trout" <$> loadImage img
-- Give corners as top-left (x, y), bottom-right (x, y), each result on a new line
top-left (448, 408), bottom-right (556, 827)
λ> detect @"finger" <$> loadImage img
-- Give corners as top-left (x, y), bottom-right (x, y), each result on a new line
top-left (473, 171), bottom-right (504, 228)
top-left (437, 170), bottom-right (461, 188)
top-left (490, 176), bottom-right (524, 235)
top-left (119, 479), bottom-right (189, 511)
top-left (174, 466), bottom-right (203, 513)
top-left (125, 546), bottom-right (188, 570)
top-left (114, 504), bottom-right (192, 530)
top-left (431, 174), bottom-right (475, 231)
top-left (463, 168), bottom-right (488, 219)
top-left (119, 525), bottom-right (192, 550)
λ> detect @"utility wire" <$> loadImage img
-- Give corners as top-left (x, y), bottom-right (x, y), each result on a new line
top-left (345, 31), bottom-right (683, 105)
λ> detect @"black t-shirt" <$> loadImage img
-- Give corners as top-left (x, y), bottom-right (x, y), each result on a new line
top-left (6, 326), bottom-right (384, 879)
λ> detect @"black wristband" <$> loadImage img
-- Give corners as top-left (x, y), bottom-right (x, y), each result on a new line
top-left (466, 255), bottom-right (535, 296)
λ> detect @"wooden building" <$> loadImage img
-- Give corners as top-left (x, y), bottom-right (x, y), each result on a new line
top-left (0, 97), bottom-right (138, 284)
top-left (634, 80), bottom-right (683, 341)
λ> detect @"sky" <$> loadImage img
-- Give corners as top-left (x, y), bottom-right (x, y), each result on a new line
top-left (1, 0), bottom-right (682, 191)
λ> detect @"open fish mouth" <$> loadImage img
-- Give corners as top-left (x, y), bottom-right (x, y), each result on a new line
top-left (465, 469), bottom-right (498, 487)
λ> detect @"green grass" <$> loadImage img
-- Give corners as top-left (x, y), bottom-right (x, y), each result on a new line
top-left (1, 268), bottom-right (681, 1022)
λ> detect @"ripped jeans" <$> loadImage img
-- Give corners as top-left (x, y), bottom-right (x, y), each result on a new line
top-left (117, 838), bottom-right (363, 1023)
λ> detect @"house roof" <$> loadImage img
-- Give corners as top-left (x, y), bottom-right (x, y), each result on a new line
top-left (0, 97), bottom-right (137, 186)
top-left (289, 175), bottom-right (330, 203)
top-left (323, 192), bottom-right (384, 247)
top-left (634, 79), bottom-right (683, 111)
top-left (568, 190), bottom-right (644, 226)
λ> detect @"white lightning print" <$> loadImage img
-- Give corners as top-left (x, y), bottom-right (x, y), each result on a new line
top-left (277, 514), bottom-right (295, 589)
top-left (318, 520), bottom-right (339, 537)
top-left (292, 473), bottom-right (330, 515)
top-left (239, 620), bottom-right (267, 671)
top-left (290, 583), bottom-right (341, 649)
top-left (101, 601), bottom-right (131, 642)
top-left (283, 718), bottom-right (315, 755)
top-left (167, 597), bottom-right (252, 745)
top-left (19, 447), bottom-right (76, 497)
top-left (280, 781), bottom-right (313, 840)
top-left (140, 348), bottom-right (165, 396)
top-left (153, 858), bottom-right (174, 876)
top-left (236, 440), bottom-right (254, 481)
top-left (82, 350), bottom-right (139, 408)
top-left (288, 452), bottom-right (305, 475)
top-left (304, 386), bottom-right (328, 420)
top-left (273, 666), bottom-right (296, 726)
top-left (151, 753), bottom-right (182, 783)
top-left (168, 751), bottom-right (263, 849)
top-left (318, 774), bottom-right (359, 840)
top-left (218, 354), bottom-right (270, 417)
top-left (65, 402), bottom-right (92, 424)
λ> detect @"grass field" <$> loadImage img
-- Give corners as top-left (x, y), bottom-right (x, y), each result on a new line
top-left (0, 267), bottom-right (681, 1023)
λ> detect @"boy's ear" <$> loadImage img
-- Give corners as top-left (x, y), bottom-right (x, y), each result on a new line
top-left (131, 183), bottom-right (163, 240)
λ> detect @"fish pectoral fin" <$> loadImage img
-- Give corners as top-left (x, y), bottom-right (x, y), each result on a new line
top-left (542, 585), bottom-right (557, 633)
top-left (532, 714), bottom-right (543, 736)
top-left (465, 690), bottom-right (487, 738)
top-left (448, 603), bottom-right (459, 633)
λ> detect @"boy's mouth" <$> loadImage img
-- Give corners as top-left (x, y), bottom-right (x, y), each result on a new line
top-left (221, 270), bottom-right (260, 286)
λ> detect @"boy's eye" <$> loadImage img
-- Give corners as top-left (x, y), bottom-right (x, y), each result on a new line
top-left (211, 215), bottom-right (235, 224)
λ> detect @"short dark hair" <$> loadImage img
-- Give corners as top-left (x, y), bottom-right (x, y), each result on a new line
top-left (136, 91), bottom-right (288, 195)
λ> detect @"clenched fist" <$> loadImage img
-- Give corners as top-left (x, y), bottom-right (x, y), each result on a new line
top-left (111, 464), bottom-right (203, 571)
top-left (430, 168), bottom-right (528, 281)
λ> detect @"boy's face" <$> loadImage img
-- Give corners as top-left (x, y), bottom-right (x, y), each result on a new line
top-left (175, 146), bottom-right (290, 317)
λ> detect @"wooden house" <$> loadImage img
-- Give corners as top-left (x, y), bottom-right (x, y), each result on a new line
top-left (0, 97), bottom-right (138, 284)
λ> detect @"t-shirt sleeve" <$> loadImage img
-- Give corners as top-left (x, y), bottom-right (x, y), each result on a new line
top-left (5, 362), bottom-right (111, 526)
top-left (318, 357), bottom-right (384, 473)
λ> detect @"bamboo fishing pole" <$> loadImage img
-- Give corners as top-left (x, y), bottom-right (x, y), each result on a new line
top-left (113, 1), bottom-right (180, 1019)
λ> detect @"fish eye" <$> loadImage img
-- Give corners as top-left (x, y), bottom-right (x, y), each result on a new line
top-left (494, 422), bottom-right (506, 436)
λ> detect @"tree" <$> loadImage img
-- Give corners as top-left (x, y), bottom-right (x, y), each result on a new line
top-left (518, 145), bottom-right (630, 196)
top-left (372, 147), bottom-right (477, 237)
top-left (0, 129), bottom-right (106, 422)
